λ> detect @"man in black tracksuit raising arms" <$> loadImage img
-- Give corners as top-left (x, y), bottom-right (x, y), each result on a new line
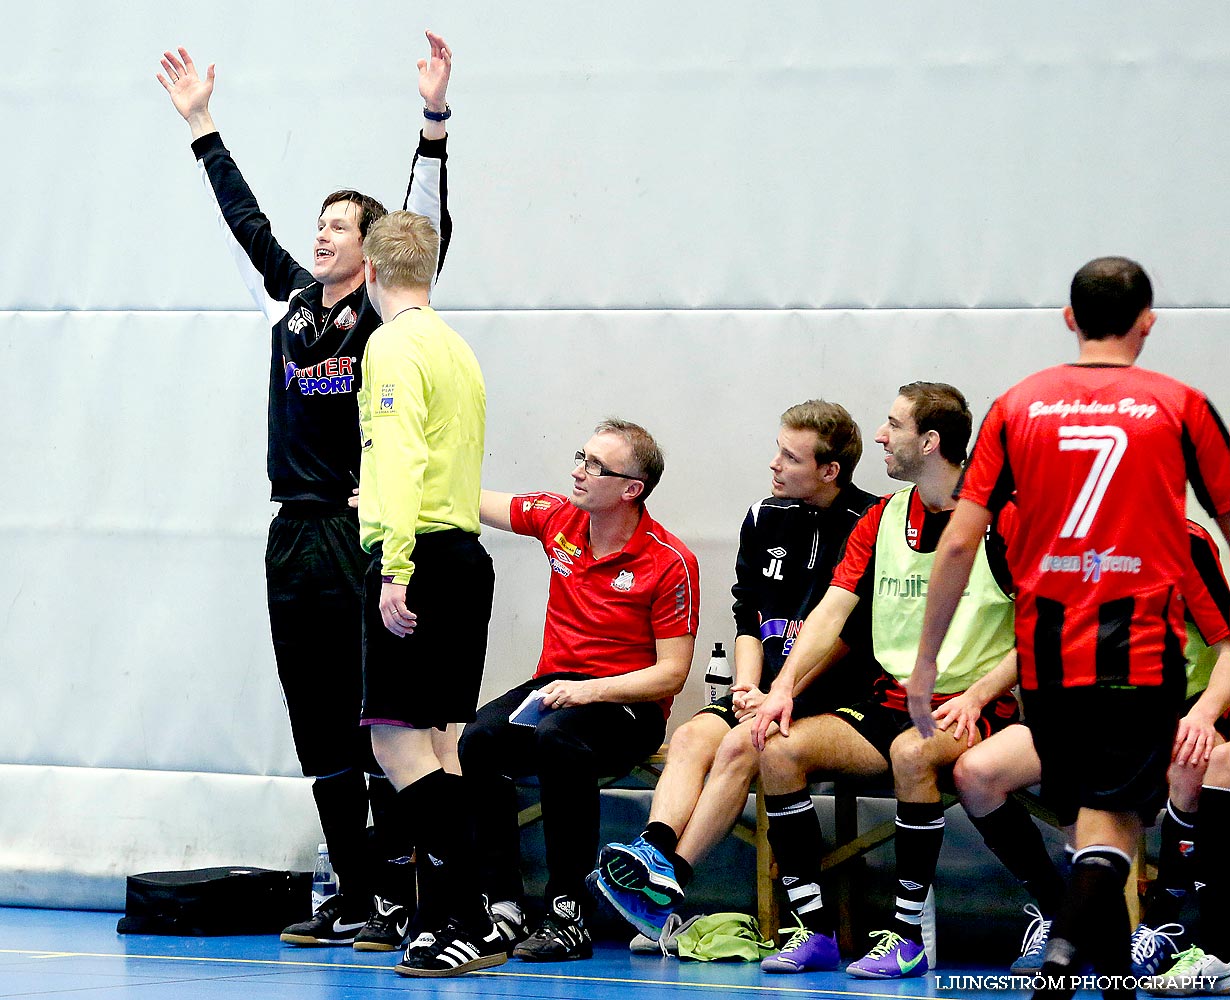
top-left (157, 31), bottom-right (454, 951)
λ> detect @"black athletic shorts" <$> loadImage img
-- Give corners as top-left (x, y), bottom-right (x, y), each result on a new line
top-left (1022, 684), bottom-right (1183, 826)
top-left (828, 688), bottom-right (1021, 765)
top-left (266, 503), bottom-right (377, 777)
top-left (360, 531), bottom-right (494, 730)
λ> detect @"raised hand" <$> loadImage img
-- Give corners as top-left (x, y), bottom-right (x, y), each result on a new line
top-left (418, 30), bottom-right (452, 112)
top-left (157, 47), bottom-right (217, 139)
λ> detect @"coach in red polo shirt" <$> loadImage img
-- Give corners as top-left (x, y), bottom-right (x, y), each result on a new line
top-left (458, 417), bottom-right (700, 963)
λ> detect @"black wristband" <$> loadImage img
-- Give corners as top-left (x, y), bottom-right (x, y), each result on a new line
top-left (423, 104), bottom-right (452, 122)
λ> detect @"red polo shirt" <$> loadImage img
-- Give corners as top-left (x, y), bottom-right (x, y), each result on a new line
top-left (509, 492), bottom-right (701, 716)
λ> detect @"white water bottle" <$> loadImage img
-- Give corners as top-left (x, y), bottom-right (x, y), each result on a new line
top-left (704, 642), bottom-right (732, 703)
top-left (311, 843), bottom-right (337, 913)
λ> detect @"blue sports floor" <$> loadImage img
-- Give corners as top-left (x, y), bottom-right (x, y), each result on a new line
top-left (0, 907), bottom-right (1092, 998)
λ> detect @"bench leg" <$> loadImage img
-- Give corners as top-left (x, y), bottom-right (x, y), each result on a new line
top-left (755, 785), bottom-right (779, 940)
top-left (833, 790), bottom-right (858, 957)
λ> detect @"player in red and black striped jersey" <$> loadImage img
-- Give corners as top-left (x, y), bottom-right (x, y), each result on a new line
top-left (952, 519), bottom-right (1230, 977)
top-left (912, 257), bottom-right (1230, 997)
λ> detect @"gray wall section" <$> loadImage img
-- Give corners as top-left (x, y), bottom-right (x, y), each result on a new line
top-left (2, 2), bottom-right (1227, 955)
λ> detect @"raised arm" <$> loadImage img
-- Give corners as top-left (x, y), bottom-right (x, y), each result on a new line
top-left (405, 31), bottom-right (453, 281)
top-left (157, 47), bottom-right (216, 140)
top-left (157, 46), bottom-right (311, 311)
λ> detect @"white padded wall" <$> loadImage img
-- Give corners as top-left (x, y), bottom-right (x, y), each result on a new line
top-left (4, 1), bottom-right (1230, 906)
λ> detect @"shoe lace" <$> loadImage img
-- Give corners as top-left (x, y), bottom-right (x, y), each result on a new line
top-left (1131, 923), bottom-right (1184, 964)
top-left (781, 914), bottom-right (813, 953)
top-left (863, 929), bottom-right (905, 960)
top-left (1161, 945), bottom-right (1206, 976)
top-left (1019, 903), bottom-right (1051, 957)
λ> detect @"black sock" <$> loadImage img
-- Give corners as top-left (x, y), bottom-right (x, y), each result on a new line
top-left (1038, 846), bottom-right (1132, 1000)
top-left (368, 775), bottom-right (417, 911)
top-left (969, 798), bottom-right (1066, 916)
top-left (1145, 799), bottom-right (1196, 928)
top-left (312, 769), bottom-right (372, 920)
top-left (642, 822), bottom-right (679, 855)
top-left (396, 769), bottom-right (485, 932)
top-left (640, 822), bottom-right (693, 888)
top-left (1198, 786), bottom-right (1230, 956)
top-left (765, 789), bottom-right (833, 936)
top-left (891, 800), bottom-right (945, 943)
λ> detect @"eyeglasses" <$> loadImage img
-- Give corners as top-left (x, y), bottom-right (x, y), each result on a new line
top-left (574, 450), bottom-right (643, 482)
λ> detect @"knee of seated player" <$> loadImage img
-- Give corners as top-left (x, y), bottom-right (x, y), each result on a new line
top-left (666, 713), bottom-right (727, 772)
top-left (758, 728), bottom-right (819, 792)
top-left (1204, 741), bottom-right (1230, 786)
top-left (456, 720), bottom-right (493, 772)
top-left (712, 721), bottom-right (760, 778)
top-left (1166, 753), bottom-right (1210, 810)
top-left (953, 740), bottom-right (1015, 807)
top-left (532, 713), bottom-right (596, 771)
top-left (889, 728), bottom-right (955, 793)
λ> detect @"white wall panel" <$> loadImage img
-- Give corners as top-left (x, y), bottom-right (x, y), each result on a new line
top-left (5, 3), bottom-right (1230, 311)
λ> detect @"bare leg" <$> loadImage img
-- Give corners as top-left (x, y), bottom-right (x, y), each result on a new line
top-left (676, 718), bottom-right (761, 866)
top-left (759, 714), bottom-right (888, 794)
top-left (646, 712), bottom-right (729, 834)
top-left (954, 723), bottom-right (1041, 817)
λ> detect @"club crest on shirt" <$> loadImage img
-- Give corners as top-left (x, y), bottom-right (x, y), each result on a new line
top-left (611, 570), bottom-right (635, 592)
top-left (333, 305), bottom-right (357, 330)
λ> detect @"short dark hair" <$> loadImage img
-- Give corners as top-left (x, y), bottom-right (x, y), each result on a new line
top-left (779, 399), bottom-right (863, 487)
top-left (897, 382), bottom-right (972, 466)
top-left (1070, 257), bottom-right (1153, 340)
top-left (594, 417), bottom-right (665, 501)
top-left (320, 190), bottom-right (388, 238)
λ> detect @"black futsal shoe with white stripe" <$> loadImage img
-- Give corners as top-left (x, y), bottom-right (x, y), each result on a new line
top-left (280, 894), bottom-right (368, 946)
top-left (513, 895), bottom-right (593, 962)
top-left (352, 895), bottom-right (411, 952)
top-left (394, 918), bottom-right (508, 977)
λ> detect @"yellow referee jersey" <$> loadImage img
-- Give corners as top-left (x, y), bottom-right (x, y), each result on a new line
top-left (357, 305), bottom-right (485, 583)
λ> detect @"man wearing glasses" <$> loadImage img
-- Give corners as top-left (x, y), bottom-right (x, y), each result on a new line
top-left (457, 418), bottom-right (700, 963)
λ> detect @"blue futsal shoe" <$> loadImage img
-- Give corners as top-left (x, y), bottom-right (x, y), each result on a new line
top-left (587, 870), bottom-right (673, 941)
top-left (598, 836), bottom-right (684, 907)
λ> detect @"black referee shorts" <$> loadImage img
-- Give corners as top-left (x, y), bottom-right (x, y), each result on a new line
top-left (360, 531), bottom-right (494, 731)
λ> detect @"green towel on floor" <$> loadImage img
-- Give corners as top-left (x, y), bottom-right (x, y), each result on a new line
top-left (675, 913), bottom-right (776, 962)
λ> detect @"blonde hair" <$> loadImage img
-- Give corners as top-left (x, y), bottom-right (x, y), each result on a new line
top-left (362, 211), bottom-right (439, 290)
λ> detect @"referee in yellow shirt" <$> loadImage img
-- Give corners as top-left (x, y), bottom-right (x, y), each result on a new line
top-left (357, 211), bottom-right (503, 977)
